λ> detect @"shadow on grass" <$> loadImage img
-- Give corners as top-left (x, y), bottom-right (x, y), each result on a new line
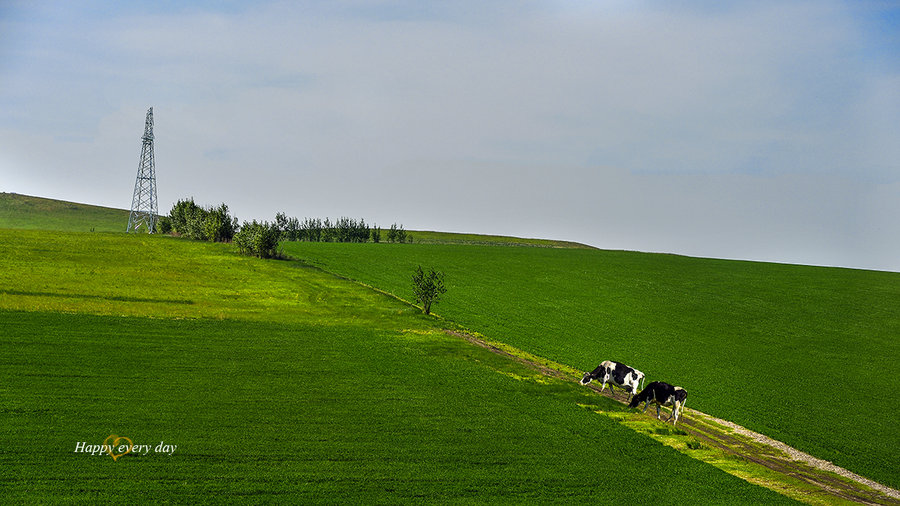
top-left (0, 289), bottom-right (194, 305)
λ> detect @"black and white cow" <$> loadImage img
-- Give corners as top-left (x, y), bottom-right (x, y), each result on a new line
top-left (580, 360), bottom-right (645, 401)
top-left (628, 381), bottom-right (688, 425)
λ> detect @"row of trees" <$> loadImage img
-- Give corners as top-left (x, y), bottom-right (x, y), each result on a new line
top-left (274, 212), bottom-right (410, 244)
top-left (158, 198), bottom-right (412, 258)
top-left (158, 198), bottom-right (281, 258)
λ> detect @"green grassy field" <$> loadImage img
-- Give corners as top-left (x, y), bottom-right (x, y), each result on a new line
top-left (0, 193), bottom-right (131, 232)
top-left (281, 241), bottom-right (900, 491)
top-left (0, 227), bottom-right (795, 503)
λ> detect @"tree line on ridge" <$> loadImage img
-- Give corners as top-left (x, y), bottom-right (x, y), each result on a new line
top-left (156, 197), bottom-right (411, 258)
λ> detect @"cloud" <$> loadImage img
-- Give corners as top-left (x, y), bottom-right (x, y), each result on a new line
top-left (0, 0), bottom-right (898, 270)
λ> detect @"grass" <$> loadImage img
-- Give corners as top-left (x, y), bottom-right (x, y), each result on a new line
top-left (409, 229), bottom-right (593, 249)
top-left (0, 227), bottom-right (795, 503)
top-left (281, 241), bottom-right (900, 490)
top-left (0, 229), bottom-right (421, 326)
top-left (0, 193), bottom-right (130, 232)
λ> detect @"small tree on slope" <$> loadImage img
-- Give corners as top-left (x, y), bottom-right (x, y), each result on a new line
top-left (412, 266), bottom-right (447, 315)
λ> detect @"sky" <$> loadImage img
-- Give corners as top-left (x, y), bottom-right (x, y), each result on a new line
top-left (1, 0), bottom-right (898, 271)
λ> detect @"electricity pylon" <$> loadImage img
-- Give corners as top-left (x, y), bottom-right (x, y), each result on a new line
top-left (127, 107), bottom-right (158, 233)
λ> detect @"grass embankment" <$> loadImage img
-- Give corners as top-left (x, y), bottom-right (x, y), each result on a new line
top-left (0, 193), bottom-right (130, 232)
top-left (282, 241), bottom-right (900, 491)
top-left (0, 228), bottom-right (793, 503)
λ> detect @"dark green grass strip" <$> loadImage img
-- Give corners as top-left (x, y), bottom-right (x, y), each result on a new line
top-left (281, 241), bottom-right (900, 490)
top-left (0, 310), bottom-right (794, 503)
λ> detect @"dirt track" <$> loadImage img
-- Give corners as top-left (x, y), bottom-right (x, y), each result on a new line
top-left (448, 329), bottom-right (900, 506)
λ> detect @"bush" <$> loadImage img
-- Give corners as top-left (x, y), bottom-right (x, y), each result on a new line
top-left (169, 198), bottom-right (202, 237)
top-left (233, 220), bottom-right (282, 259)
top-left (156, 216), bottom-right (172, 234)
top-left (203, 204), bottom-right (237, 243)
top-left (166, 199), bottom-right (236, 243)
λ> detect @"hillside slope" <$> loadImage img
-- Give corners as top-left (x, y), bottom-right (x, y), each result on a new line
top-left (5, 193), bottom-right (896, 501)
top-left (283, 241), bottom-right (900, 491)
top-left (0, 193), bottom-right (130, 232)
top-left (0, 228), bottom-right (795, 503)
top-left (0, 192), bottom-right (581, 247)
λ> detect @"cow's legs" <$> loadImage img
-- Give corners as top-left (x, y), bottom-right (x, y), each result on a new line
top-left (656, 404), bottom-right (661, 419)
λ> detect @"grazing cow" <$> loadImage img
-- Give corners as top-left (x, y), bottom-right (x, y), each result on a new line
top-left (628, 381), bottom-right (688, 425)
top-left (580, 360), bottom-right (645, 401)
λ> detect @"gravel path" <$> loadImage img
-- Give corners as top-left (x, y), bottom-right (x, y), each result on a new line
top-left (702, 413), bottom-right (900, 502)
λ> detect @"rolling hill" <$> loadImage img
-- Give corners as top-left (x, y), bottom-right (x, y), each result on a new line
top-left (2, 192), bottom-right (896, 503)
top-left (0, 192), bottom-right (131, 232)
top-left (282, 241), bottom-right (900, 491)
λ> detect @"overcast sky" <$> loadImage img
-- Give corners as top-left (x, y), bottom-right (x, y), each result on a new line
top-left (1, 1), bottom-right (898, 271)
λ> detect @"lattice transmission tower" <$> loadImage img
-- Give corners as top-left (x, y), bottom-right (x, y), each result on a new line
top-left (127, 107), bottom-right (158, 233)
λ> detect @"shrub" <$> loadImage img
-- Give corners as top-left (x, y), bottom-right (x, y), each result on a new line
top-left (203, 204), bottom-right (237, 243)
top-left (156, 216), bottom-right (172, 234)
top-left (167, 199), bottom-right (236, 242)
top-left (234, 220), bottom-right (282, 259)
top-left (185, 209), bottom-right (208, 240)
top-left (169, 198), bottom-right (203, 237)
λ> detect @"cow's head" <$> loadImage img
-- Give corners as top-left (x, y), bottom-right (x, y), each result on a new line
top-left (580, 372), bottom-right (594, 385)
